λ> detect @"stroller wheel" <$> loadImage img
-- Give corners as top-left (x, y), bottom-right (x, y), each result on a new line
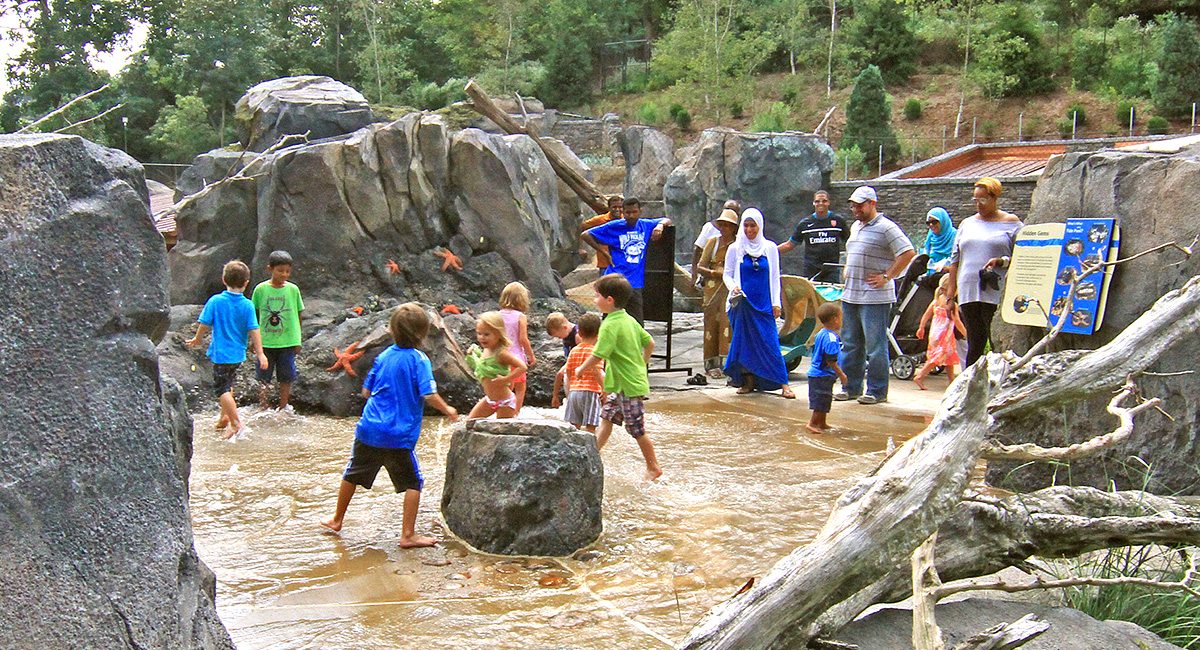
top-left (891, 355), bottom-right (917, 380)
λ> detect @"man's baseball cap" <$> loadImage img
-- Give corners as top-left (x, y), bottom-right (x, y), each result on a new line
top-left (848, 186), bottom-right (878, 203)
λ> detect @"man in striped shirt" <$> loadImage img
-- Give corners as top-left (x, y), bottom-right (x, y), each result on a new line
top-left (835, 186), bottom-right (915, 405)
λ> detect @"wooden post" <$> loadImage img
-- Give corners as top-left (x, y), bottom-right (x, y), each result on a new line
top-left (463, 80), bottom-right (608, 214)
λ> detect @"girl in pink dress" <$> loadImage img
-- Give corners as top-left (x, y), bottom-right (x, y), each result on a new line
top-left (914, 274), bottom-right (967, 390)
top-left (498, 282), bottom-right (535, 413)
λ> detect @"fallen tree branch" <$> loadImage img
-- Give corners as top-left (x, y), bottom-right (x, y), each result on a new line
top-left (17, 83), bottom-right (111, 133)
top-left (950, 614), bottom-right (1049, 650)
top-left (172, 131), bottom-right (310, 214)
top-left (981, 379), bottom-right (1161, 462)
top-left (677, 360), bottom-right (998, 650)
top-left (990, 275), bottom-right (1200, 418)
top-left (463, 80), bottom-right (607, 214)
top-left (912, 532), bottom-right (945, 650)
top-left (932, 552), bottom-right (1200, 600)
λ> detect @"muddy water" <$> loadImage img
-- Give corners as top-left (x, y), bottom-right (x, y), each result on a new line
top-left (189, 391), bottom-right (929, 650)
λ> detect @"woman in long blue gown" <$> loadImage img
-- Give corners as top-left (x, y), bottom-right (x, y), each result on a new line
top-left (722, 209), bottom-right (795, 398)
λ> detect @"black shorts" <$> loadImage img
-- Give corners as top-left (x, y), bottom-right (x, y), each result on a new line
top-left (808, 375), bottom-right (836, 413)
top-left (212, 363), bottom-right (239, 397)
top-left (256, 347), bottom-right (298, 384)
top-left (342, 440), bottom-right (424, 493)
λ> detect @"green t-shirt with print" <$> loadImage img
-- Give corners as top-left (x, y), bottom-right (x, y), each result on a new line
top-left (591, 309), bottom-right (653, 397)
top-left (251, 281), bottom-right (304, 348)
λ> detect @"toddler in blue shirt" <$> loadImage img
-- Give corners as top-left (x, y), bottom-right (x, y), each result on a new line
top-left (806, 303), bottom-right (848, 435)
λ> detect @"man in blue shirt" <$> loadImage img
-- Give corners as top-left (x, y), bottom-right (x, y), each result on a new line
top-left (580, 196), bottom-right (671, 324)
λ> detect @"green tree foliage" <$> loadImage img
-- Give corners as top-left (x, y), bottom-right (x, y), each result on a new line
top-left (845, 0), bottom-right (918, 86)
top-left (1071, 15), bottom-right (1161, 98)
top-left (149, 94), bottom-right (219, 162)
top-left (841, 65), bottom-right (899, 165)
top-left (751, 102), bottom-right (793, 132)
top-left (972, 4), bottom-right (1054, 98)
top-left (1154, 15), bottom-right (1200, 120)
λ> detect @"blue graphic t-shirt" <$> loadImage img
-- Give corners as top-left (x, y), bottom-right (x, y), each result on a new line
top-left (197, 291), bottom-right (259, 364)
top-left (587, 218), bottom-right (664, 288)
top-left (356, 346), bottom-right (436, 449)
top-left (807, 328), bottom-right (842, 378)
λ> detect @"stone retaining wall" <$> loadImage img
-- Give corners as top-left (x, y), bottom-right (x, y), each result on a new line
top-left (829, 178), bottom-right (1037, 237)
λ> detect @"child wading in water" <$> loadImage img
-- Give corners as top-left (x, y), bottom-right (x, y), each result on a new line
top-left (913, 274), bottom-right (967, 390)
top-left (498, 282), bottom-right (536, 413)
top-left (465, 312), bottom-right (528, 419)
top-left (806, 302), bottom-right (848, 435)
top-left (578, 274), bottom-right (663, 481)
top-left (320, 304), bottom-right (458, 547)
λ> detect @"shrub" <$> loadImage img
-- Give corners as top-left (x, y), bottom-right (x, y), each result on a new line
top-left (673, 107), bottom-right (692, 131)
top-left (781, 88), bottom-right (798, 105)
top-left (751, 102), bottom-right (793, 133)
top-left (835, 145), bottom-right (869, 180)
top-left (1056, 117), bottom-right (1077, 137)
top-left (1066, 102), bottom-right (1087, 127)
top-left (981, 120), bottom-right (999, 138)
top-left (668, 103), bottom-right (685, 119)
top-left (730, 102), bottom-right (744, 119)
top-left (841, 65), bottom-right (901, 166)
top-left (904, 98), bottom-right (922, 120)
top-left (1116, 101), bottom-right (1137, 127)
top-left (636, 101), bottom-right (663, 125)
top-left (1147, 115), bottom-right (1170, 134)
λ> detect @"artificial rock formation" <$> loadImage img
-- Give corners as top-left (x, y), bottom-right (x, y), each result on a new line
top-left (441, 419), bottom-right (603, 556)
top-left (991, 146), bottom-right (1200, 495)
top-left (0, 134), bottom-right (232, 649)
top-left (169, 112), bottom-right (579, 306)
top-left (619, 125), bottom-right (677, 203)
top-left (235, 75), bottom-right (374, 151)
top-left (664, 128), bottom-right (835, 275)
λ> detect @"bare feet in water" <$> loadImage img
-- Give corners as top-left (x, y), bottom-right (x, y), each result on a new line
top-left (319, 517), bottom-right (342, 532)
top-left (645, 466), bottom-right (663, 481)
top-left (222, 424), bottom-right (246, 440)
top-left (399, 534), bottom-right (438, 548)
top-left (805, 424), bottom-right (827, 435)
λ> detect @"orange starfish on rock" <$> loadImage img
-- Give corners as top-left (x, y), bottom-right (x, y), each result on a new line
top-left (433, 247), bottom-right (463, 272)
top-left (441, 304), bottom-right (462, 315)
top-left (327, 342), bottom-right (365, 376)
top-left (385, 259), bottom-right (401, 275)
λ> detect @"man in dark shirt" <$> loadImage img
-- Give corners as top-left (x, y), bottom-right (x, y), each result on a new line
top-left (778, 190), bottom-right (850, 282)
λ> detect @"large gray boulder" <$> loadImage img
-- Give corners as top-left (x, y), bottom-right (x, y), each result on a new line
top-left (235, 75), bottom-right (373, 152)
top-left (0, 134), bottom-right (232, 649)
top-left (990, 147), bottom-right (1200, 495)
top-left (169, 113), bottom-right (570, 306)
top-left (664, 128), bottom-right (835, 272)
top-left (173, 149), bottom-right (255, 200)
top-left (441, 419), bottom-right (603, 556)
top-left (833, 598), bottom-right (1181, 650)
top-left (620, 125), bottom-right (676, 202)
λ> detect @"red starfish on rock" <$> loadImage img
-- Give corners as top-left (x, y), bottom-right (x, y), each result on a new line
top-left (385, 259), bottom-right (401, 275)
top-left (441, 304), bottom-right (462, 315)
top-left (327, 342), bottom-right (365, 376)
top-left (434, 247), bottom-right (463, 272)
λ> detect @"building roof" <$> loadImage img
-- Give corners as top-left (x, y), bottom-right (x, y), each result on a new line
top-left (147, 180), bottom-right (177, 234)
top-left (881, 137), bottom-right (1162, 181)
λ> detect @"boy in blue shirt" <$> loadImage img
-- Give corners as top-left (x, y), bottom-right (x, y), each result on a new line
top-left (806, 303), bottom-right (848, 435)
top-left (580, 196), bottom-right (671, 324)
top-left (186, 260), bottom-right (268, 439)
top-left (320, 303), bottom-right (459, 548)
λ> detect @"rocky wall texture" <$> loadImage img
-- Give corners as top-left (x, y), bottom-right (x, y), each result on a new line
top-left (169, 112), bottom-right (586, 306)
top-left (0, 134), bottom-right (232, 649)
top-left (664, 128), bottom-right (835, 274)
top-left (989, 147), bottom-right (1200, 495)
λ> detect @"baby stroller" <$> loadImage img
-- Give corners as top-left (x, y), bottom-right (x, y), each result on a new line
top-left (887, 254), bottom-right (947, 380)
top-left (778, 276), bottom-right (842, 372)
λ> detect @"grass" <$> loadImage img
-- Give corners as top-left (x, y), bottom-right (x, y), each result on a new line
top-left (1059, 545), bottom-right (1200, 648)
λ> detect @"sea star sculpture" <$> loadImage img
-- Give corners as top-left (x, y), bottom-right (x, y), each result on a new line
top-left (327, 341), bottom-right (365, 376)
top-left (434, 247), bottom-right (463, 272)
top-left (441, 304), bottom-right (462, 315)
top-left (385, 259), bottom-right (401, 275)
top-left (351, 306), bottom-right (364, 316)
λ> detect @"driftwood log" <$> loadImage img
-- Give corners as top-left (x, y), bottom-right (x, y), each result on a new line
top-left (678, 275), bottom-right (1200, 650)
top-left (463, 80), bottom-right (608, 214)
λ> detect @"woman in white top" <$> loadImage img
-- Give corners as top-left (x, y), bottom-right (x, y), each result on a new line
top-left (945, 177), bottom-right (1023, 368)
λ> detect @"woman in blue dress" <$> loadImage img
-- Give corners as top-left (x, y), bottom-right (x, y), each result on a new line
top-left (723, 208), bottom-right (795, 398)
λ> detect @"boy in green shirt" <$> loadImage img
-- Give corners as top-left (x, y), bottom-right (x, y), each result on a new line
top-left (577, 273), bottom-right (663, 481)
top-left (251, 250), bottom-right (305, 411)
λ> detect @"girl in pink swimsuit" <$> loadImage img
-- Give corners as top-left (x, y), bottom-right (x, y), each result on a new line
top-left (465, 312), bottom-right (528, 419)
top-left (498, 282), bottom-right (536, 414)
top-left (914, 274), bottom-right (967, 390)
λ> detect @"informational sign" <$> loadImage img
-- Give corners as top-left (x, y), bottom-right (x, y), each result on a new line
top-left (642, 224), bottom-right (676, 323)
top-left (1001, 219), bottom-right (1120, 333)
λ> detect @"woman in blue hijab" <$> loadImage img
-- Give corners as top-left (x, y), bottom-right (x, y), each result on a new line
top-left (921, 207), bottom-right (956, 272)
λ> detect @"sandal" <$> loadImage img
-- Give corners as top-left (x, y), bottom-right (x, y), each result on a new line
top-left (686, 374), bottom-right (708, 386)
top-left (780, 388), bottom-right (796, 399)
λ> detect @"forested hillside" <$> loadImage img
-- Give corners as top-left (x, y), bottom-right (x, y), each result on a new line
top-left (4, 0), bottom-right (1200, 169)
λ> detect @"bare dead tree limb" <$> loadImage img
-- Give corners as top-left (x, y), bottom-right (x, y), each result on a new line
top-left (949, 614), bottom-right (1049, 650)
top-left (912, 532), bottom-right (946, 650)
top-left (172, 131), bottom-right (310, 214)
top-left (812, 106), bottom-right (837, 135)
top-left (982, 379), bottom-right (1161, 462)
top-left (17, 84), bottom-right (111, 133)
top-left (52, 103), bottom-right (125, 134)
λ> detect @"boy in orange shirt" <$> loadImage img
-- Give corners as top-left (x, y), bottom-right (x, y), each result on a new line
top-left (562, 313), bottom-right (604, 432)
